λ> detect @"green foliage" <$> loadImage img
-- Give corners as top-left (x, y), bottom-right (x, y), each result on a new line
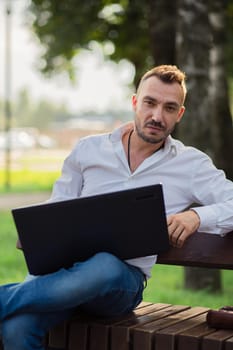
top-left (28, 0), bottom-right (233, 85)
top-left (29, 0), bottom-right (108, 78)
top-left (28, 0), bottom-right (151, 83)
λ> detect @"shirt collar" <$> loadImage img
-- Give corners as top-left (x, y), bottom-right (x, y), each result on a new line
top-left (110, 122), bottom-right (134, 143)
top-left (109, 122), bottom-right (178, 156)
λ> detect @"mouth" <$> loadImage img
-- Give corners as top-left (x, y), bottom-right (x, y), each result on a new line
top-left (145, 123), bottom-right (164, 133)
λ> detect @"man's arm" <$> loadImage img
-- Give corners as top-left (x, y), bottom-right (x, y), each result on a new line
top-left (167, 210), bottom-right (200, 248)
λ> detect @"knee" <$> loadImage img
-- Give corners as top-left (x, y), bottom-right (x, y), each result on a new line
top-left (2, 315), bottom-right (45, 350)
top-left (92, 252), bottom-right (125, 284)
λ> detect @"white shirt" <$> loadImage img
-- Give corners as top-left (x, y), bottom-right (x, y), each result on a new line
top-left (49, 122), bottom-right (233, 277)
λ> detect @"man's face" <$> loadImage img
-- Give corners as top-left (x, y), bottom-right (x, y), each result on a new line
top-left (132, 76), bottom-right (185, 144)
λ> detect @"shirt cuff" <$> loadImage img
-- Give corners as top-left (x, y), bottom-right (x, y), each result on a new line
top-left (190, 206), bottom-right (218, 234)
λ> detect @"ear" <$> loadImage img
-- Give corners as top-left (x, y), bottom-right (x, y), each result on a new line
top-left (176, 105), bottom-right (185, 123)
top-left (132, 94), bottom-right (137, 111)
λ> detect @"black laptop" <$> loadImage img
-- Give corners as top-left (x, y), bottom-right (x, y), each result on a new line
top-left (12, 184), bottom-right (169, 275)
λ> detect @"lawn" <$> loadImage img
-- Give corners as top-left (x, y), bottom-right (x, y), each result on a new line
top-left (0, 210), bottom-right (232, 310)
top-left (0, 149), bottom-right (65, 194)
top-left (0, 169), bottom-right (60, 193)
top-left (0, 211), bottom-right (28, 282)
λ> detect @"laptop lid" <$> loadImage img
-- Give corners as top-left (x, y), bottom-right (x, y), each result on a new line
top-left (12, 184), bottom-right (169, 275)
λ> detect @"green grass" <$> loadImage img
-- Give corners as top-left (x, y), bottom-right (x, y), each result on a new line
top-left (0, 169), bottom-right (60, 193)
top-left (0, 210), bottom-right (232, 309)
top-left (143, 265), bottom-right (233, 309)
top-left (0, 211), bottom-right (28, 283)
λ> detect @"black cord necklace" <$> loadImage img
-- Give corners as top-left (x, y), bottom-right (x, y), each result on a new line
top-left (127, 129), bottom-right (134, 169)
top-left (127, 129), bottom-right (165, 170)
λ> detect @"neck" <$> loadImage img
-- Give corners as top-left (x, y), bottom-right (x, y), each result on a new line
top-left (131, 129), bottom-right (164, 153)
top-left (127, 130), bottom-right (164, 172)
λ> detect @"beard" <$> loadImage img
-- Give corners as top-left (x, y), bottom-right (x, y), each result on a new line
top-left (135, 119), bottom-right (175, 144)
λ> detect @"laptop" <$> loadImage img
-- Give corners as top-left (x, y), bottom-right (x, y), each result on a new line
top-left (12, 184), bottom-right (169, 275)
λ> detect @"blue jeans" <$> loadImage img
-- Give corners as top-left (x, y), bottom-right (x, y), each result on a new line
top-left (0, 252), bottom-right (144, 350)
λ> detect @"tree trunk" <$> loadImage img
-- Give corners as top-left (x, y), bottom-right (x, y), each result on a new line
top-left (176, 0), bottom-right (212, 149)
top-left (176, 0), bottom-right (222, 292)
top-left (209, 0), bottom-right (233, 180)
top-left (148, 0), bottom-right (177, 65)
top-left (147, 0), bottom-right (179, 139)
top-left (184, 267), bottom-right (221, 292)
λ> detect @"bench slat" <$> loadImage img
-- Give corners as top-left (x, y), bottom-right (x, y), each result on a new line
top-left (136, 307), bottom-right (208, 350)
top-left (48, 322), bottom-right (67, 349)
top-left (178, 323), bottom-right (217, 350)
top-left (111, 305), bottom-right (189, 350)
top-left (225, 336), bottom-right (233, 350)
top-left (202, 329), bottom-right (233, 350)
top-left (68, 321), bottom-right (89, 350)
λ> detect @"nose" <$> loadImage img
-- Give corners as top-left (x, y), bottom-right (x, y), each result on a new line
top-left (151, 104), bottom-right (163, 122)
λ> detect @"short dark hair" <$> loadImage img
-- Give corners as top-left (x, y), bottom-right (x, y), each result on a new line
top-left (137, 65), bottom-right (187, 103)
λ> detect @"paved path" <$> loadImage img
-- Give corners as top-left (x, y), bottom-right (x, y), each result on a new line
top-left (0, 192), bottom-right (50, 210)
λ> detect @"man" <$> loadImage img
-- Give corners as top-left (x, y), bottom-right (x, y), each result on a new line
top-left (1, 65), bottom-right (233, 350)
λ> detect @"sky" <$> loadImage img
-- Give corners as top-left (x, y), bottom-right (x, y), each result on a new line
top-left (0, 0), bottom-right (135, 113)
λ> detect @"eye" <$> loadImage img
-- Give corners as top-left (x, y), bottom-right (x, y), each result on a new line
top-left (144, 99), bottom-right (155, 107)
top-left (165, 105), bottom-right (179, 113)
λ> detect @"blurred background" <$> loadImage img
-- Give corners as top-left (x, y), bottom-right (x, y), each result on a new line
top-left (0, 0), bottom-right (136, 192)
top-left (0, 0), bottom-right (233, 304)
top-left (0, 0), bottom-right (233, 191)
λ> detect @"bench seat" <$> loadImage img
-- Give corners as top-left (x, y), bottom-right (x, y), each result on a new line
top-left (47, 301), bottom-right (233, 350)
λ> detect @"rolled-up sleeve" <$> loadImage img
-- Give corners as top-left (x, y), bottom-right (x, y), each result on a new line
top-left (191, 154), bottom-right (233, 235)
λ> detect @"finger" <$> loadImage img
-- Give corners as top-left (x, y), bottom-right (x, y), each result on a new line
top-left (176, 229), bottom-right (193, 248)
top-left (166, 215), bottom-right (173, 226)
top-left (167, 217), bottom-right (179, 234)
top-left (169, 226), bottom-right (184, 246)
top-left (175, 231), bottom-right (186, 248)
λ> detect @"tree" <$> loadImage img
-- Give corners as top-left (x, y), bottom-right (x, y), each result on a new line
top-left (176, 0), bottom-right (233, 292)
top-left (176, 0), bottom-right (212, 150)
top-left (209, 0), bottom-right (233, 178)
top-left (176, 0), bottom-right (233, 178)
top-left (148, 0), bottom-right (177, 66)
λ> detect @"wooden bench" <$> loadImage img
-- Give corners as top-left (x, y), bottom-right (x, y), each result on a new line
top-left (44, 231), bottom-right (233, 350)
top-left (1, 231), bottom-right (233, 350)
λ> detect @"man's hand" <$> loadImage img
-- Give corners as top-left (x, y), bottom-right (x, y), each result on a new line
top-left (167, 210), bottom-right (200, 248)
